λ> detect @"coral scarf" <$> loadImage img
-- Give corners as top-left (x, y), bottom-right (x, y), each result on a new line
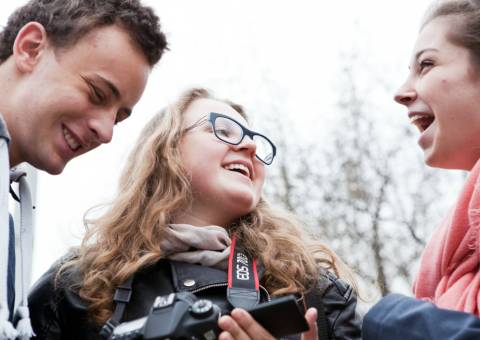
top-left (414, 160), bottom-right (480, 316)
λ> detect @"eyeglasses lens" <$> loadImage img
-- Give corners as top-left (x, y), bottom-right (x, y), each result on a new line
top-left (214, 116), bottom-right (274, 165)
top-left (253, 134), bottom-right (273, 164)
top-left (214, 117), bottom-right (243, 144)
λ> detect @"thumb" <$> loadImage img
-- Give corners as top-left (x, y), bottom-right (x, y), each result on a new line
top-left (301, 307), bottom-right (319, 340)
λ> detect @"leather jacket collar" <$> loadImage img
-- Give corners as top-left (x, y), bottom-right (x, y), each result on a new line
top-left (168, 260), bottom-right (270, 301)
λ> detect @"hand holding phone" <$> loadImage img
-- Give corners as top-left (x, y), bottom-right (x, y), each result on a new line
top-left (242, 295), bottom-right (310, 338)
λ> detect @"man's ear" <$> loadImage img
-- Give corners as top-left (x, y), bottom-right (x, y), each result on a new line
top-left (13, 22), bottom-right (48, 73)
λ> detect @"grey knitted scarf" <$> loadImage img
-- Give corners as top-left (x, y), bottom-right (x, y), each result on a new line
top-left (161, 224), bottom-right (231, 270)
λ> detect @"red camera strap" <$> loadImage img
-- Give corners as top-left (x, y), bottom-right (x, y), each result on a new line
top-left (226, 234), bottom-right (260, 309)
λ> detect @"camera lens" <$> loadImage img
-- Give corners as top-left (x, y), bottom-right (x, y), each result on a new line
top-left (190, 299), bottom-right (213, 317)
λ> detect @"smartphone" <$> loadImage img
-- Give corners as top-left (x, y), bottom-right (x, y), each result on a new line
top-left (247, 295), bottom-right (309, 338)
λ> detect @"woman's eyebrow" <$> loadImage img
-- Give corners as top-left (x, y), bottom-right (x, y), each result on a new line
top-left (415, 48), bottom-right (439, 60)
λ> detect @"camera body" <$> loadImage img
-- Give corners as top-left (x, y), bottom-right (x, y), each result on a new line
top-left (109, 291), bottom-right (308, 340)
top-left (110, 292), bottom-right (221, 340)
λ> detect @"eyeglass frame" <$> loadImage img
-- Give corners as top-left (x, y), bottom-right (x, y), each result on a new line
top-left (182, 112), bottom-right (277, 165)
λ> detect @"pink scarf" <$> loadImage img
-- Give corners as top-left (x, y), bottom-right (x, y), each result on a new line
top-left (414, 159), bottom-right (480, 316)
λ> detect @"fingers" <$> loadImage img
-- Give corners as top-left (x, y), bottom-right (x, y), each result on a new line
top-left (301, 307), bottom-right (319, 340)
top-left (218, 315), bottom-right (242, 340)
top-left (218, 308), bottom-right (275, 340)
top-left (218, 319), bottom-right (235, 340)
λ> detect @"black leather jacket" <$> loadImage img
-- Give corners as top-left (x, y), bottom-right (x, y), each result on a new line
top-left (29, 260), bottom-right (362, 339)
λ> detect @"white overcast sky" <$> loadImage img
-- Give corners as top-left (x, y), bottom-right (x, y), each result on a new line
top-left (0, 0), bottom-right (431, 282)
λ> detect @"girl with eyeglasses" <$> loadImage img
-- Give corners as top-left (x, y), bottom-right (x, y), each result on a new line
top-left (28, 88), bottom-right (361, 339)
top-left (363, 1), bottom-right (480, 339)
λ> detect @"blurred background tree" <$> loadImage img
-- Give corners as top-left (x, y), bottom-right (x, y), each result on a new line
top-left (258, 54), bottom-right (464, 306)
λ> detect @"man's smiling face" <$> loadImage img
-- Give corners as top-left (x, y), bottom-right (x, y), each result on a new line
top-left (9, 24), bottom-right (151, 174)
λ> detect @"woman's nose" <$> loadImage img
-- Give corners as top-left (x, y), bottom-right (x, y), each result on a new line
top-left (394, 82), bottom-right (417, 105)
top-left (235, 135), bottom-right (257, 156)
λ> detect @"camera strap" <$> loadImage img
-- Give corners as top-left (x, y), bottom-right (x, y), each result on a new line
top-left (304, 290), bottom-right (331, 340)
top-left (99, 275), bottom-right (134, 339)
top-left (226, 234), bottom-right (260, 310)
top-left (99, 234), bottom-right (260, 338)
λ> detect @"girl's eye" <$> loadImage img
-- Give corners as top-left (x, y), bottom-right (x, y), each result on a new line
top-left (418, 59), bottom-right (434, 73)
top-left (216, 128), bottom-right (231, 138)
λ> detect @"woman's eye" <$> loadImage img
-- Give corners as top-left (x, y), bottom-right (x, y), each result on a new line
top-left (216, 128), bottom-right (231, 137)
top-left (418, 59), bottom-right (434, 73)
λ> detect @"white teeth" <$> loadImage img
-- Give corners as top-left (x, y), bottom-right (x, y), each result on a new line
top-left (63, 128), bottom-right (80, 151)
top-left (224, 163), bottom-right (250, 178)
top-left (410, 114), bottom-right (434, 123)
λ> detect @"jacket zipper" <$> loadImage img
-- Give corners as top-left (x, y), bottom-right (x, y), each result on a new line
top-left (190, 283), bottom-right (271, 301)
top-left (190, 282), bottom-right (227, 294)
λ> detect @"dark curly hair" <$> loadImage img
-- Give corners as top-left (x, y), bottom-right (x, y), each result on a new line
top-left (0, 0), bottom-right (168, 65)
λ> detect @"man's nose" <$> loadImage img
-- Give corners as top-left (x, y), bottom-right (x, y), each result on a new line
top-left (87, 110), bottom-right (116, 145)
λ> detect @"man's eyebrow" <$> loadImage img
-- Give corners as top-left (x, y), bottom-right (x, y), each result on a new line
top-left (95, 75), bottom-right (132, 117)
top-left (97, 75), bottom-right (121, 99)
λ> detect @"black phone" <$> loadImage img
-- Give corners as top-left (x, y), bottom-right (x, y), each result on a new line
top-left (247, 295), bottom-right (309, 338)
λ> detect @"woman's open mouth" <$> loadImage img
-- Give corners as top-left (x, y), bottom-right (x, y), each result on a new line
top-left (409, 113), bottom-right (435, 132)
top-left (224, 163), bottom-right (251, 179)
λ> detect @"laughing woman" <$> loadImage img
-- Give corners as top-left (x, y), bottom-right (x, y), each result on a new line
top-left (363, 1), bottom-right (480, 339)
top-left (28, 88), bottom-right (361, 340)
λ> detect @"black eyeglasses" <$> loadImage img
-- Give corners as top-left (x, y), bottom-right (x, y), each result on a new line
top-left (183, 112), bottom-right (277, 165)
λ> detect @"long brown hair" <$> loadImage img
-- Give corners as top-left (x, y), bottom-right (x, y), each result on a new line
top-left (60, 87), bottom-right (356, 325)
top-left (422, 0), bottom-right (480, 67)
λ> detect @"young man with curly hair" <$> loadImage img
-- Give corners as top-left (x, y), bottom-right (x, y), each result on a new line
top-left (0, 1), bottom-right (168, 338)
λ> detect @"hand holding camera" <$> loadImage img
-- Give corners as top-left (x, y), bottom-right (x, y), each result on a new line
top-left (109, 291), bottom-right (308, 340)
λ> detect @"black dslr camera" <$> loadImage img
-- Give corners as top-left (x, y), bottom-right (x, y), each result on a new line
top-left (109, 292), bottom-right (220, 340)
top-left (108, 292), bottom-right (308, 340)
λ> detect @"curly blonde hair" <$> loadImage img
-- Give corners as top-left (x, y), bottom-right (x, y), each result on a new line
top-left (60, 87), bottom-right (356, 325)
